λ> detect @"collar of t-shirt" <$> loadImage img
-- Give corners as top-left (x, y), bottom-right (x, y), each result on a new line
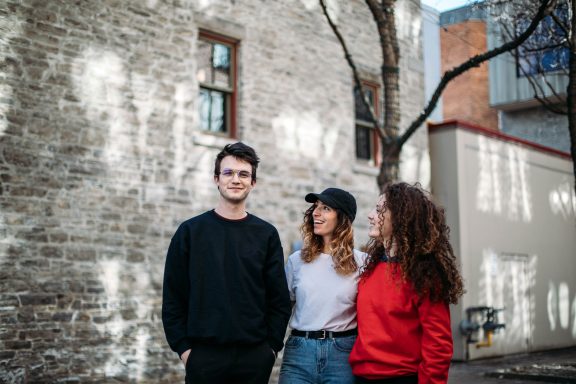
top-left (380, 251), bottom-right (398, 263)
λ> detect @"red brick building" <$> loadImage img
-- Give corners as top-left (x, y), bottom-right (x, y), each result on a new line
top-left (440, 6), bottom-right (499, 130)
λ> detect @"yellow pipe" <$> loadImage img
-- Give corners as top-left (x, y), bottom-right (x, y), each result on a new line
top-left (476, 330), bottom-right (493, 348)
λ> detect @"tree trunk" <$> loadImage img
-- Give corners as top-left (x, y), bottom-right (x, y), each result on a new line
top-left (377, 0), bottom-right (401, 191)
top-left (378, 140), bottom-right (400, 191)
top-left (324, 0), bottom-right (556, 192)
top-left (569, 0), bottom-right (576, 194)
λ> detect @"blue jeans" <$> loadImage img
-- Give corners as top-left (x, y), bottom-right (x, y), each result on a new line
top-left (279, 335), bottom-right (356, 384)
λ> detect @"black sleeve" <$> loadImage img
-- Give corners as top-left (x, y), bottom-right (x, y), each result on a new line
top-left (264, 228), bottom-right (292, 352)
top-left (162, 223), bottom-right (192, 357)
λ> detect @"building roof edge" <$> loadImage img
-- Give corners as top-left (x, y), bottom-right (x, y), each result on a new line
top-left (428, 119), bottom-right (572, 160)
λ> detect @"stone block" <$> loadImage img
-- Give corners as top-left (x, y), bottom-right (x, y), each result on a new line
top-left (41, 245), bottom-right (64, 258)
top-left (19, 329), bottom-right (61, 340)
top-left (4, 340), bottom-right (32, 349)
top-left (65, 248), bottom-right (96, 262)
top-left (2, 147), bottom-right (39, 168)
top-left (0, 294), bottom-right (20, 307)
top-left (51, 312), bottom-right (73, 322)
top-left (127, 250), bottom-right (145, 262)
top-left (19, 294), bottom-right (56, 306)
top-left (0, 350), bottom-right (16, 359)
top-left (127, 223), bottom-right (147, 234)
top-left (0, 314), bottom-right (17, 324)
top-left (0, 329), bottom-right (18, 340)
top-left (15, 229), bottom-right (49, 243)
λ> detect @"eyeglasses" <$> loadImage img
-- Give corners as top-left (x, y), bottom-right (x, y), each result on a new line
top-left (219, 168), bottom-right (252, 180)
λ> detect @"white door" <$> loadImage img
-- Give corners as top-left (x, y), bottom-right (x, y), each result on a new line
top-left (496, 254), bottom-right (532, 354)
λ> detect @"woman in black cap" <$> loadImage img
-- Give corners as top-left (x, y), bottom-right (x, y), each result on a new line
top-left (279, 188), bottom-right (366, 384)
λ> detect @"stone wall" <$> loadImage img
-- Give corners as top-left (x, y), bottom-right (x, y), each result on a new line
top-left (501, 106), bottom-right (570, 153)
top-left (0, 0), bottom-right (424, 382)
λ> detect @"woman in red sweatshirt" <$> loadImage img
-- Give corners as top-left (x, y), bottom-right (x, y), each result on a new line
top-left (349, 182), bottom-right (464, 384)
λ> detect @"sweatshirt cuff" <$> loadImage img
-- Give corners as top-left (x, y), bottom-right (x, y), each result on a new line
top-left (269, 338), bottom-right (284, 353)
top-left (175, 340), bottom-right (192, 358)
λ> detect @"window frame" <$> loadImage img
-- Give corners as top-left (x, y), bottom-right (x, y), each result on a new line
top-left (197, 29), bottom-right (238, 138)
top-left (354, 80), bottom-right (380, 165)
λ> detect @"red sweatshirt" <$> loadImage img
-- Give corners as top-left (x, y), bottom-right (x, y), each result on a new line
top-left (349, 261), bottom-right (453, 383)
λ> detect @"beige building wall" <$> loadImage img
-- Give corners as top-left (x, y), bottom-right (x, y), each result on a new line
top-left (429, 122), bottom-right (576, 361)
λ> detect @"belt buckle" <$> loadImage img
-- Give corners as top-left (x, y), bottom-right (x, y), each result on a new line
top-left (318, 330), bottom-right (326, 340)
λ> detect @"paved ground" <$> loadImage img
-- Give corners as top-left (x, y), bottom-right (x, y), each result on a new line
top-left (448, 347), bottom-right (576, 383)
top-left (270, 347), bottom-right (576, 383)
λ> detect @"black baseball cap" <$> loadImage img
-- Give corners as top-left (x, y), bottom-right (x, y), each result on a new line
top-left (305, 188), bottom-right (357, 222)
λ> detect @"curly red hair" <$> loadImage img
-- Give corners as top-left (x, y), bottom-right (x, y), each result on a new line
top-left (362, 182), bottom-right (464, 304)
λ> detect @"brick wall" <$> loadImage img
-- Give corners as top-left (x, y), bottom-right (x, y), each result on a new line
top-left (440, 20), bottom-right (499, 130)
top-left (0, 0), bottom-right (424, 382)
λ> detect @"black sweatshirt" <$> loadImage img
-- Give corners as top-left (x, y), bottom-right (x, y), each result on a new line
top-left (162, 210), bottom-right (291, 357)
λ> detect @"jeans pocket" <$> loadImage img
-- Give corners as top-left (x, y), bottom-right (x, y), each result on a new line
top-left (333, 335), bottom-right (356, 352)
top-left (284, 335), bottom-right (303, 349)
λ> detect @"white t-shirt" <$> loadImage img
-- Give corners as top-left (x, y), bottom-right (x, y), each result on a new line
top-left (285, 249), bottom-right (367, 332)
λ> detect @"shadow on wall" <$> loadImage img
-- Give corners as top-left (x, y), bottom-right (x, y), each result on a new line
top-left (475, 136), bottom-right (533, 223)
top-left (547, 281), bottom-right (576, 337)
top-left (476, 252), bottom-right (576, 353)
top-left (0, 2), bottom-right (215, 382)
top-left (477, 251), bottom-right (535, 355)
top-left (549, 179), bottom-right (576, 219)
top-left (469, 134), bottom-right (576, 358)
top-left (272, 108), bottom-right (338, 160)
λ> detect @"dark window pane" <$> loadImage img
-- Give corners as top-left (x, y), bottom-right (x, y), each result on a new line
top-left (356, 125), bottom-right (372, 160)
top-left (354, 87), bottom-right (375, 122)
top-left (199, 88), bottom-right (226, 133)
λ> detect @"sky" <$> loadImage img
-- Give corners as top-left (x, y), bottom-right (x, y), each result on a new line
top-left (421, 0), bottom-right (470, 12)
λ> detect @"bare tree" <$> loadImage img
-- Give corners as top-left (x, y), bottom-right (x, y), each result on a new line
top-left (489, 0), bottom-right (576, 193)
top-left (320, 0), bottom-right (556, 192)
top-left (568, 1), bottom-right (576, 194)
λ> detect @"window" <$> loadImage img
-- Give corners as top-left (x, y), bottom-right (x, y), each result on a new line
top-left (197, 31), bottom-right (237, 136)
top-left (516, 3), bottom-right (569, 77)
top-left (354, 82), bottom-right (380, 163)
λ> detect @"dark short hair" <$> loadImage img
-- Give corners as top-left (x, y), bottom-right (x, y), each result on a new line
top-left (214, 142), bottom-right (260, 182)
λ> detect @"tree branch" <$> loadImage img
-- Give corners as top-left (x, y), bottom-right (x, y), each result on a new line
top-left (550, 9), bottom-right (569, 37)
top-left (398, 0), bottom-right (555, 148)
top-left (542, 70), bottom-right (569, 104)
top-left (522, 40), bottom-right (568, 51)
top-left (518, 62), bottom-right (567, 114)
top-left (318, 0), bottom-right (389, 142)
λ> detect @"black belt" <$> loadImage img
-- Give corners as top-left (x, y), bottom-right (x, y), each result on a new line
top-left (291, 328), bottom-right (357, 339)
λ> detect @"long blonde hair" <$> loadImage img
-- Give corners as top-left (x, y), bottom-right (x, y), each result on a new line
top-left (300, 205), bottom-right (357, 275)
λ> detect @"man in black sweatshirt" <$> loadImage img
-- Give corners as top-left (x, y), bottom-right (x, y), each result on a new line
top-left (162, 142), bottom-right (291, 384)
